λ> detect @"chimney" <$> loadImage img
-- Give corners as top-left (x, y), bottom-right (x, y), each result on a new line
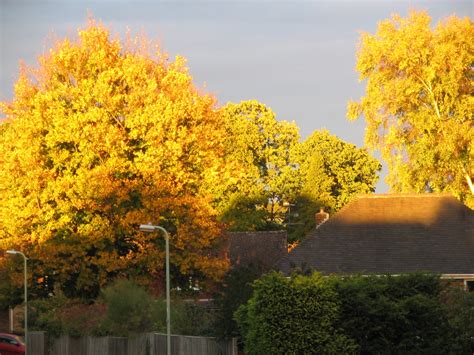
top-left (315, 207), bottom-right (329, 228)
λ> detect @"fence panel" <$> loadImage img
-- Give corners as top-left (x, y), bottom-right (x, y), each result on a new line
top-left (69, 336), bottom-right (88, 355)
top-left (28, 331), bottom-right (46, 355)
top-left (28, 332), bottom-right (237, 355)
top-left (49, 335), bottom-right (69, 355)
top-left (128, 333), bottom-right (153, 355)
top-left (153, 333), bottom-right (166, 355)
top-left (151, 333), bottom-right (237, 355)
top-left (108, 336), bottom-right (128, 355)
top-left (87, 336), bottom-right (110, 355)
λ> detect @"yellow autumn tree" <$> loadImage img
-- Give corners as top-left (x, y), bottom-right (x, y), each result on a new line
top-left (347, 11), bottom-right (474, 207)
top-left (0, 19), bottom-right (229, 299)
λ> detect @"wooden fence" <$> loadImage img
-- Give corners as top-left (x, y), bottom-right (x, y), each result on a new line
top-left (28, 332), bottom-right (237, 355)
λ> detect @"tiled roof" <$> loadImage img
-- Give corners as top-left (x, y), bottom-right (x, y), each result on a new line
top-left (227, 231), bottom-right (287, 271)
top-left (283, 194), bottom-right (474, 275)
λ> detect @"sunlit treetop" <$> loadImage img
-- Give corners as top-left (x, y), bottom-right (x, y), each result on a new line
top-left (0, 18), bottom-right (229, 298)
top-left (347, 11), bottom-right (473, 207)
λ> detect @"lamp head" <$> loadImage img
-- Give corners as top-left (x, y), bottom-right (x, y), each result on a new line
top-left (139, 224), bottom-right (157, 233)
top-left (6, 250), bottom-right (18, 255)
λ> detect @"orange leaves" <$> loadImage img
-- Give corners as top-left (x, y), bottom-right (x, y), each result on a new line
top-left (0, 20), bottom-right (229, 298)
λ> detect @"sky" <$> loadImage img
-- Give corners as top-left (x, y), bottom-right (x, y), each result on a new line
top-left (0, 0), bottom-right (472, 192)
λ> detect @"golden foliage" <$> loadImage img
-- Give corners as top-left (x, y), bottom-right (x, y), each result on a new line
top-left (0, 19), bottom-right (229, 297)
top-left (348, 11), bottom-right (473, 206)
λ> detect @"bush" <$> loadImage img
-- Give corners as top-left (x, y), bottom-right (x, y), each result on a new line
top-left (331, 273), bottom-right (452, 354)
top-left (212, 264), bottom-right (264, 339)
top-left (29, 291), bottom-right (68, 338)
top-left (442, 286), bottom-right (474, 353)
top-left (235, 272), bottom-right (357, 355)
top-left (170, 300), bottom-right (216, 336)
top-left (236, 272), bottom-right (469, 354)
top-left (30, 278), bottom-right (218, 338)
top-left (100, 279), bottom-right (157, 336)
top-left (29, 288), bottom-right (106, 338)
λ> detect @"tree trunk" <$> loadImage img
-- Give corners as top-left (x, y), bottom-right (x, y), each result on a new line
top-left (465, 173), bottom-right (474, 195)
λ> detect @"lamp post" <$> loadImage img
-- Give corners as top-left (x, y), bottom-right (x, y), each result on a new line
top-left (283, 202), bottom-right (295, 227)
top-left (6, 250), bottom-right (27, 355)
top-left (139, 224), bottom-right (171, 355)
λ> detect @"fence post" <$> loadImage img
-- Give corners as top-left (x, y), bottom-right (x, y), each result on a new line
top-left (232, 337), bottom-right (238, 355)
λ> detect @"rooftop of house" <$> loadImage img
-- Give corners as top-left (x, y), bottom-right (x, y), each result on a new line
top-left (282, 194), bottom-right (474, 276)
top-left (227, 230), bottom-right (287, 271)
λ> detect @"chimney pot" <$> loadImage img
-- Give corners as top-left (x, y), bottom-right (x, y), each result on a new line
top-left (315, 207), bottom-right (329, 228)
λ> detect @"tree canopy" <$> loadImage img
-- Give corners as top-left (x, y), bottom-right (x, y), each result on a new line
top-left (347, 11), bottom-right (474, 207)
top-left (284, 130), bottom-right (381, 242)
top-left (0, 20), bottom-right (229, 298)
top-left (0, 17), bottom-right (384, 301)
top-left (217, 100), bottom-right (300, 231)
top-left (298, 130), bottom-right (381, 211)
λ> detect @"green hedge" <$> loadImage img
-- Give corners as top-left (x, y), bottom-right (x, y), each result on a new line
top-left (332, 274), bottom-right (452, 354)
top-left (236, 272), bottom-right (474, 354)
top-left (235, 272), bottom-right (356, 354)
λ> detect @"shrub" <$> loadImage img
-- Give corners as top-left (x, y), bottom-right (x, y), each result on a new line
top-left (29, 288), bottom-right (106, 338)
top-left (442, 286), bottom-right (474, 353)
top-left (29, 291), bottom-right (68, 338)
top-left (101, 279), bottom-right (156, 336)
top-left (332, 274), bottom-right (452, 354)
top-left (30, 278), bottom-right (218, 338)
top-left (170, 300), bottom-right (216, 336)
top-left (235, 272), bottom-right (357, 354)
top-left (212, 264), bottom-right (264, 339)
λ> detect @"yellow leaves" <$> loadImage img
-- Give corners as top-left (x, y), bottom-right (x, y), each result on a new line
top-left (0, 19), bottom-right (231, 297)
top-left (346, 100), bottom-right (361, 121)
top-left (348, 10), bottom-right (474, 203)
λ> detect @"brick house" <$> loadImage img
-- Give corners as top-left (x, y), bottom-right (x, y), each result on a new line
top-left (281, 194), bottom-right (474, 289)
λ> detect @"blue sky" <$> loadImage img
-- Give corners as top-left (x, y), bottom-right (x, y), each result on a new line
top-left (1, 0), bottom-right (472, 191)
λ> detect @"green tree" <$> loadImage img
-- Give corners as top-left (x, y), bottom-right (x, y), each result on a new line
top-left (298, 130), bottom-right (381, 211)
top-left (288, 130), bottom-right (380, 241)
top-left (0, 19), bottom-right (229, 300)
top-left (347, 11), bottom-right (474, 207)
top-left (217, 100), bottom-right (301, 231)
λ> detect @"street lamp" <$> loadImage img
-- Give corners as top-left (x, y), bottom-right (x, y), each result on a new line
top-left (139, 224), bottom-right (171, 355)
top-left (283, 201), bottom-right (295, 227)
top-left (6, 250), bottom-right (28, 355)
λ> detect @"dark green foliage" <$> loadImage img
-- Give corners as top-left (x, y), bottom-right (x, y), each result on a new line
top-left (101, 279), bottom-right (157, 336)
top-left (236, 272), bottom-right (469, 354)
top-left (29, 279), bottom-right (217, 338)
top-left (213, 264), bottom-right (264, 340)
top-left (286, 194), bottom-right (322, 243)
top-left (0, 258), bottom-right (21, 310)
top-left (169, 301), bottom-right (216, 336)
top-left (332, 274), bottom-right (452, 354)
top-left (235, 272), bottom-right (357, 355)
top-left (219, 195), bottom-right (279, 232)
top-left (29, 288), bottom-right (107, 338)
top-left (29, 290), bottom-right (69, 338)
top-left (31, 279), bottom-right (157, 338)
top-left (442, 286), bottom-right (474, 353)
